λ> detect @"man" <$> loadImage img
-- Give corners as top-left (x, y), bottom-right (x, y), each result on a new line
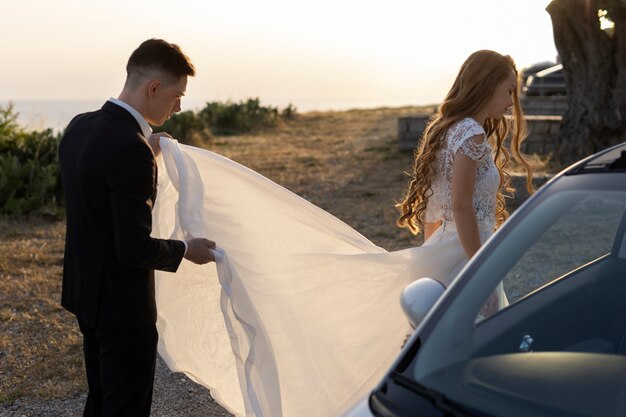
top-left (58, 38), bottom-right (214, 416)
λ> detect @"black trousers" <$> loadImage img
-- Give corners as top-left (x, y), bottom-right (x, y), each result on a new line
top-left (78, 320), bottom-right (158, 417)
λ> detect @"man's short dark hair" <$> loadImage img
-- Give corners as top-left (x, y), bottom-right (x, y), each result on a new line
top-left (126, 38), bottom-right (195, 83)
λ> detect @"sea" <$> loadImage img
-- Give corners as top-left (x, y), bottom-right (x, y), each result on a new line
top-left (1, 97), bottom-right (431, 134)
top-left (0, 99), bottom-right (206, 133)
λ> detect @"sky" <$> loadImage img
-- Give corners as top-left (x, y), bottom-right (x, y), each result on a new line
top-left (1, 0), bottom-right (557, 111)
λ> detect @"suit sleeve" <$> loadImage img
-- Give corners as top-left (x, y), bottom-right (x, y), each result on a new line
top-left (105, 140), bottom-right (185, 272)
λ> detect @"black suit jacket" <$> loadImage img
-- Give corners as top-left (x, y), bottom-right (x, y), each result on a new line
top-left (59, 101), bottom-right (185, 329)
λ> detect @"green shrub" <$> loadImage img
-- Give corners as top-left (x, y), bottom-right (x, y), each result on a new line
top-left (200, 98), bottom-right (283, 135)
top-left (0, 103), bottom-right (63, 216)
top-left (157, 110), bottom-right (212, 147)
top-left (0, 102), bottom-right (21, 140)
top-left (281, 104), bottom-right (298, 120)
top-left (158, 98), bottom-right (296, 143)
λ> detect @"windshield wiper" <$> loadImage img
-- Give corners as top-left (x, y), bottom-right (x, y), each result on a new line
top-left (389, 371), bottom-right (480, 417)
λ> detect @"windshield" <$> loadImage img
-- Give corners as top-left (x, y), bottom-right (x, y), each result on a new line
top-left (406, 180), bottom-right (626, 417)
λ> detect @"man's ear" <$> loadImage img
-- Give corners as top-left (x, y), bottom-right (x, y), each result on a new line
top-left (147, 80), bottom-right (162, 97)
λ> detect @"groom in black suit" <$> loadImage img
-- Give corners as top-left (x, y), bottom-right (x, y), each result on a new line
top-left (59, 39), bottom-right (215, 416)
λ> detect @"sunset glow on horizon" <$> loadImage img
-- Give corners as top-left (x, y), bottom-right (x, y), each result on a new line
top-left (2, 0), bottom-right (556, 111)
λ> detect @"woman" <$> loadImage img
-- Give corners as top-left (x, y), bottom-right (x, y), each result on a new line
top-left (398, 49), bottom-right (534, 312)
top-left (151, 50), bottom-right (533, 417)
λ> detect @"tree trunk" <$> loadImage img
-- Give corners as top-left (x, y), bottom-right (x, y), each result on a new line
top-left (547, 0), bottom-right (626, 164)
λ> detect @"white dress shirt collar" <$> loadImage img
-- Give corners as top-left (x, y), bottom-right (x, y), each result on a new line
top-left (108, 98), bottom-right (153, 139)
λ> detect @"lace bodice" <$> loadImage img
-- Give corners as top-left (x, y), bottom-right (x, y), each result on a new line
top-left (424, 118), bottom-right (499, 226)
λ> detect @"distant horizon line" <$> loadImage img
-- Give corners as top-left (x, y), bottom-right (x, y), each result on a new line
top-left (0, 97), bottom-right (440, 112)
top-left (2, 98), bottom-right (438, 132)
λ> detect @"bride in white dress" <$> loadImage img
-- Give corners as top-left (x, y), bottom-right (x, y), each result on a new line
top-left (150, 50), bottom-right (534, 417)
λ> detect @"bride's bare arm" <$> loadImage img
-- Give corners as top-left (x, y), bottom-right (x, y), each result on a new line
top-left (451, 148), bottom-right (482, 259)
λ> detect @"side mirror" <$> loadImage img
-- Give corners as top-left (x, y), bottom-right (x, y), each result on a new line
top-left (400, 278), bottom-right (445, 328)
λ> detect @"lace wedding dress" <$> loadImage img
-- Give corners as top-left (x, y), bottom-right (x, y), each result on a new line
top-left (151, 117), bottom-right (506, 417)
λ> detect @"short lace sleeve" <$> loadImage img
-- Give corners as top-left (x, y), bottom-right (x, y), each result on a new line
top-left (449, 119), bottom-right (488, 161)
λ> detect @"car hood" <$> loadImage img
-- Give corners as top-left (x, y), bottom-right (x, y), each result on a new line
top-left (420, 352), bottom-right (626, 417)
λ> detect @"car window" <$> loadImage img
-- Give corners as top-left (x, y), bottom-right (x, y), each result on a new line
top-left (490, 192), bottom-right (626, 311)
top-left (409, 187), bottom-right (626, 417)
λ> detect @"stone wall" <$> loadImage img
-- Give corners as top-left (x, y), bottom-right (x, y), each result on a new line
top-left (521, 115), bottom-right (562, 154)
top-left (398, 97), bottom-right (567, 154)
top-left (397, 115), bottom-right (430, 151)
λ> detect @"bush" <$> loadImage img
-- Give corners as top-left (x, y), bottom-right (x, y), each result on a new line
top-left (158, 98), bottom-right (296, 143)
top-left (158, 110), bottom-right (212, 147)
top-left (281, 103), bottom-right (298, 120)
top-left (200, 98), bottom-right (283, 135)
top-left (0, 103), bottom-right (63, 216)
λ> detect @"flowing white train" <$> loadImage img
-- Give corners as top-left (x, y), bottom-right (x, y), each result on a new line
top-left (152, 138), bottom-right (497, 417)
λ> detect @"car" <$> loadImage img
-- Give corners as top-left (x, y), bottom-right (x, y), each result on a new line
top-left (343, 141), bottom-right (626, 417)
top-left (523, 64), bottom-right (567, 96)
top-left (520, 61), bottom-right (556, 86)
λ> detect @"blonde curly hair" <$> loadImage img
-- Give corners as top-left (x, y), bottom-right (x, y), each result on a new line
top-left (397, 50), bottom-right (534, 235)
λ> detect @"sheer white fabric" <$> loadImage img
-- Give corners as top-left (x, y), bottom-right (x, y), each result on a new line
top-left (424, 117), bottom-right (500, 227)
top-left (151, 138), bottom-right (504, 417)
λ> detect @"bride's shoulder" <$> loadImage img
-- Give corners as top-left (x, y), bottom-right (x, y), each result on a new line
top-left (448, 118), bottom-right (485, 141)
top-left (446, 118), bottom-right (488, 158)
top-left (450, 117), bottom-right (484, 133)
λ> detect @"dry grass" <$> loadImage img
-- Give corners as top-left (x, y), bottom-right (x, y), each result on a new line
top-left (207, 106), bottom-right (441, 251)
top-left (0, 218), bottom-right (85, 404)
top-left (0, 105), bottom-right (553, 405)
